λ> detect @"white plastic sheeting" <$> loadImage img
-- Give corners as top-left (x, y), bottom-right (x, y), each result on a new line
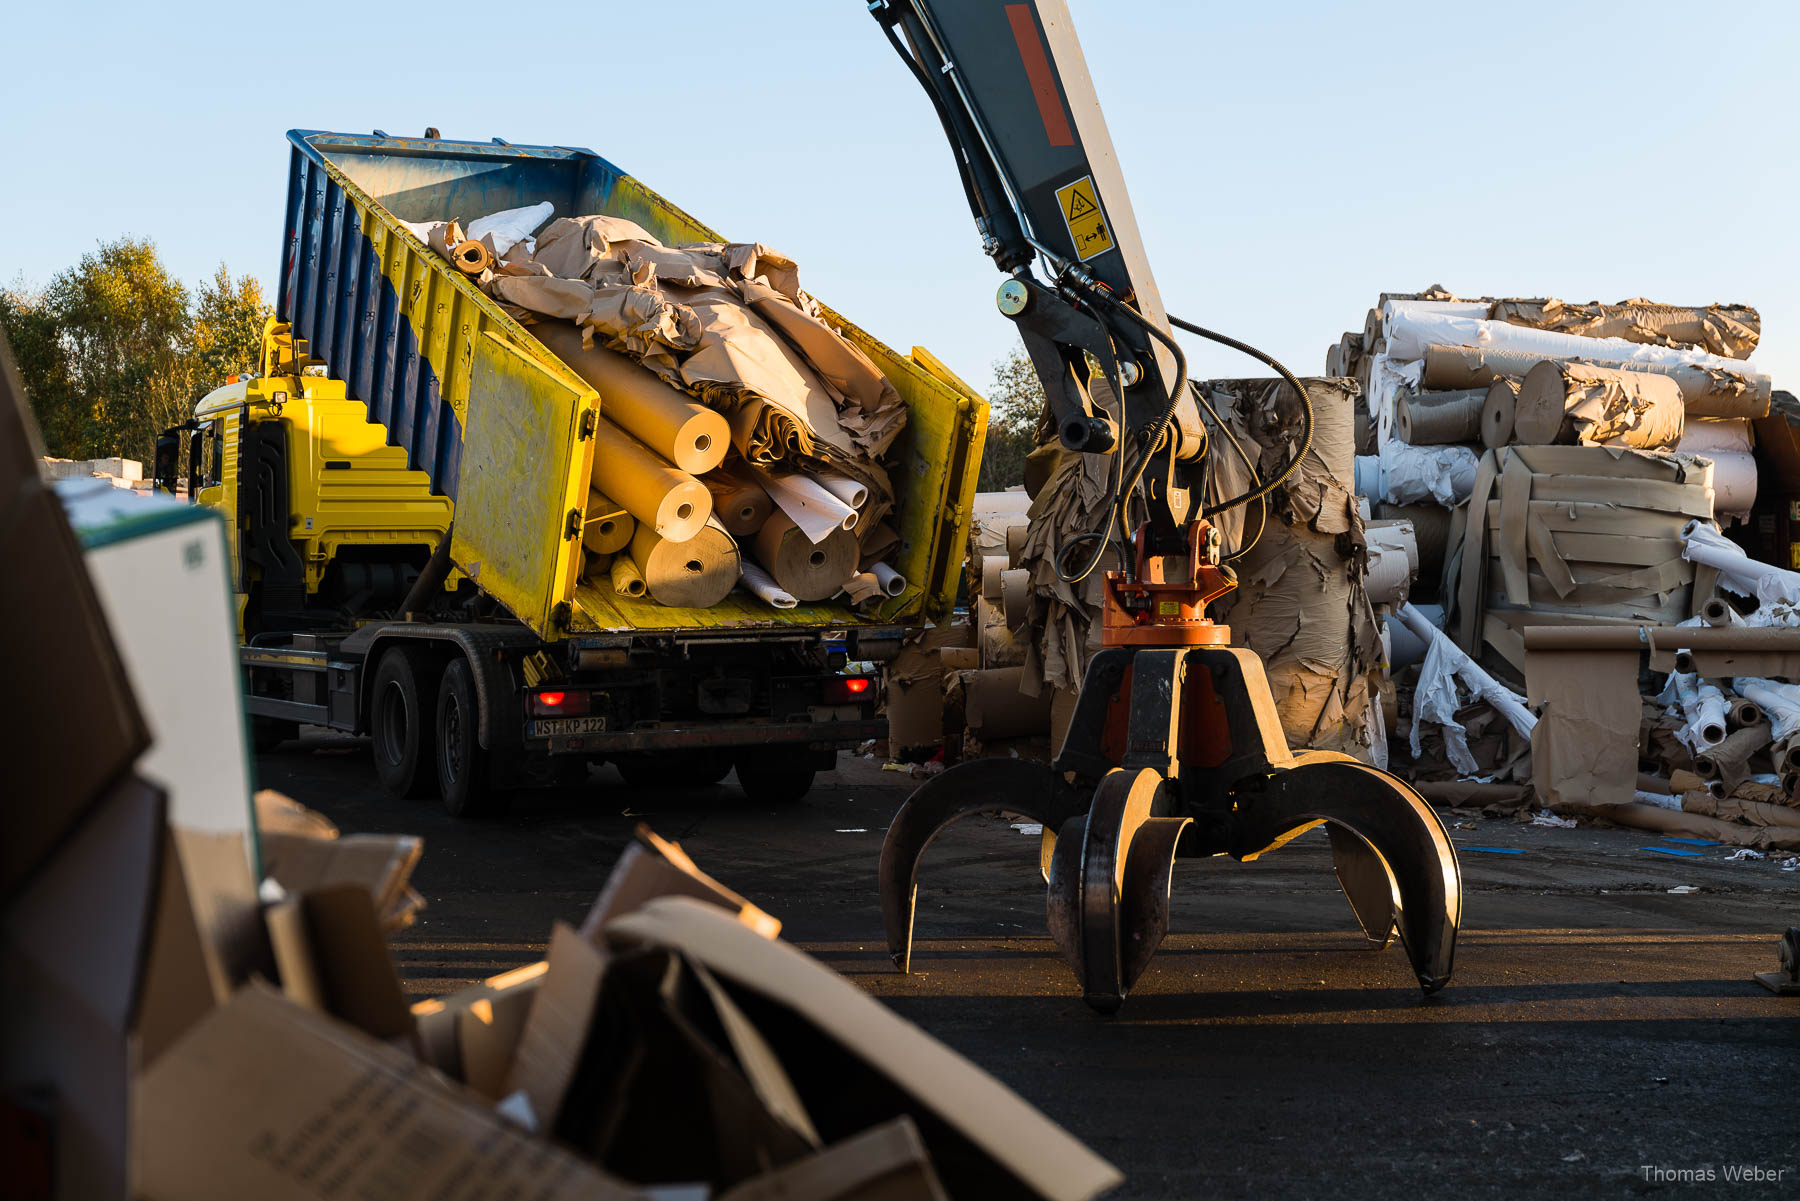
top-left (1373, 441), bottom-right (1478, 506)
top-left (1383, 308), bottom-right (1765, 377)
top-left (1397, 602), bottom-right (1536, 776)
top-left (1682, 520), bottom-right (1800, 607)
top-left (465, 201), bottom-right (554, 257)
top-left (1732, 678), bottom-right (1800, 742)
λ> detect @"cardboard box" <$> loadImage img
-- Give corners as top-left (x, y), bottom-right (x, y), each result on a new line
top-left (266, 883), bottom-right (415, 1044)
top-left (133, 986), bottom-right (644, 1201)
top-left (1, 775), bottom-right (214, 1201)
top-left (505, 923), bottom-right (613, 1130)
top-left (580, 825), bottom-right (779, 941)
top-left (411, 961), bottom-right (547, 1100)
top-left (259, 828), bottom-right (425, 932)
top-left (605, 898), bottom-right (1123, 1201)
top-left (718, 1117), bottom-right (948, 1201)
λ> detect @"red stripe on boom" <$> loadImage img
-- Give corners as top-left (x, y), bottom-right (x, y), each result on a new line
top-left (1005, 4), bottom-right (1074, 148)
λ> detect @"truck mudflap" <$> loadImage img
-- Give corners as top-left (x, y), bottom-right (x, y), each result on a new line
top-left (534, 717), bottom-right (884, 756)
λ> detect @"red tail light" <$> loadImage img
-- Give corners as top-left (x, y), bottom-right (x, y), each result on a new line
top-left (530, 689), bottom-right (591, 716)
top-left (825, 676), bottom-right (876, 703)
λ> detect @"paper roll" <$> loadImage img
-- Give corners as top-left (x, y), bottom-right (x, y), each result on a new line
top-left (582, 489), bottom-right (635, 555)
top-left (1679, 417), bottom-right (1753, 455)
top-left (584, 551), bottom-right (612, 578)
top-left (450, 239), bottom-right (493, 275)
top-left (1395, 388), bottom-right (1484, 445)
top-left (1000, 568), bottom-right (1031, 629)
top-left (1481, 379), bottom-right (1518, 449)
top-left (702, 466), bottom-right (775, 537)
top-left (751, 465), bottom-right (859, 542)
top-left (535, 321), bottom-right (729, 475)
top-left (751, 511), bottom-right (858, 602)
top-left (870, 561), bottom-right (907, 598)
top-left (610, 555), bottom-right (647, 599)
top-left (1703, 448), bottom-right (1758, 515)
top-left (740, 561), bottom-right (797, 609)
top-left (629, 519), bottom-right (740, 609)
top-left (816, 473), bottom-right (869, 512)
top-left (591, 417), bottom-right (711, 542)
top-left (1005, 524), bottom-right (1029, 569)
top-left (1365, 538), bottom-right (1414, 605)
top-left (980, 555), bottom-right (1007, 601)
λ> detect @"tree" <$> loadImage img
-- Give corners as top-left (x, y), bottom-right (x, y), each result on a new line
top-left (190, 264), bottom-right (271, 391)
top-left (0, 280), bottom-right (78, 455)
top-left (2, 241), bottom-right (272, 466)
top-left (978, 340), bottom-right (1046, 491)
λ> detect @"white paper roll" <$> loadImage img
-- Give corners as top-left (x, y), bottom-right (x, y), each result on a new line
top-left (816, 473), bottom-right (869, 512)
top-left (870, 561), bottom-right (907, 598)
top-left (740, 561), bottom-right (797, 609)
top-left (1700, 448), bottom-right (1758, 515)
top-left (1365, 539), bottom-right (1414, 605)
top-left (1678, 417), bottom-right (1753, 455)
top-left (750, 465), bottom-right (859, 542)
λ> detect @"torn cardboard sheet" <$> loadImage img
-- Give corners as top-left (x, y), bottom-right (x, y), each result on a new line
top-left (1526, 639), bottom-right (1642, 809)
top-left (1491, 298), bottom-right (1761, 360)
top-left (134, 985), bottom-right (641, 1201)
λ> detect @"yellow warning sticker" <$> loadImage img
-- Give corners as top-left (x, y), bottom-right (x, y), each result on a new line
top-left (1158, 601), bottom-right (1180, 616)
top-left (1055, 175), bottom-right (1114, 262)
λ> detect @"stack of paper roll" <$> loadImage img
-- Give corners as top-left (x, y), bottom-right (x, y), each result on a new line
top-left (544, 312), bottom-right (902, 611)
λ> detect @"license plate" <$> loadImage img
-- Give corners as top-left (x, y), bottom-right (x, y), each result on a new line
top-left (531, 716), bottom-right (608, 737)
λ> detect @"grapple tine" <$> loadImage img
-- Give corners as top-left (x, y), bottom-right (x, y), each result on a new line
top-left (1118, 816), bottom-right (1192, 989)
top-left (1326, 824), bottom-right (1399, 949)
top-left (1230, 755), bottom-right (1462, 994)
top-left (877, 758), bottom-right (1088, 973)
top-left (1066, 768), bottom-right (1177, 1014)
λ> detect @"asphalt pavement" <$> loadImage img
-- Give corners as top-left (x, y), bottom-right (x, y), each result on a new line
top-left (257, 733), bottom-right (1800, 1199)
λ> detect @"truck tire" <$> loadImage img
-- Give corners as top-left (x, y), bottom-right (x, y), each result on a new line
top-left (371, 646), bottom-right (438, 799)
top-left (615, 750), bottom-right (733, 789)
top-left (437, 656), bottom-right (507, 818)
top-left (734, 749), bottom-right (816, 805)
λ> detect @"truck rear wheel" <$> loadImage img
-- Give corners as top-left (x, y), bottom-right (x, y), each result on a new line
top-left (437, 656), bottom-right (506, 818)
top-left (735, 748), bottom-right (816, 805)
top-left (371, 646), bottom-right (438, 799)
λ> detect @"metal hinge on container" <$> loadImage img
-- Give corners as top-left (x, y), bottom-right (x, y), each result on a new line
top-left (566, 509), bottom-right (583, 539)
top-left (579, 409), bottom-right (598, 439)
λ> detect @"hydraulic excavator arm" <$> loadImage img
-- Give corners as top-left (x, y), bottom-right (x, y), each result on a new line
top-left (869, 0), bottom-right (1463, 1013)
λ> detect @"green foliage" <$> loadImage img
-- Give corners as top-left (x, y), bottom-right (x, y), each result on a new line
top-left (978, 340), bottom-right (1046, 491)
top-left (1, 239), bottom-right (271, 465)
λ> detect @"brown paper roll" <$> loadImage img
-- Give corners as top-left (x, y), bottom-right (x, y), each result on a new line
top-left (1375, 502), bottom-right (1451, 594)
top-left (980, 555), bottom-right (1007, 601)
top-left (449, 239), bottom-right (492, 275)
top-left (751, 511), bottom-right (857, 602)
top-left (1000, 568), bottom-right (1031, 629)
top-left (1422, 343), bottom-right (1771, 418)
top-left (1481, 379), bottom-right (1518, 449)
top-left (1005, 524), bottom-right (1029, 569)
top-left (609, 555), bottom-right (647, 598)
top-left (582, 489), bottom-right (635, 555)
top-left (976, 597), bottom-right (1026, 669)
top-left (1395, 387), bottom-right (1485, 445)
top-left (536, 321), bottom-right (729, 474)
top-left (584, 551), bottom-right (612, 578)
top-left (702, 466), bottom-right (775, 537)
top-left (1517, 360), bottom-right (1686, 448)
top-left (629, 519), bottom-right (739, 608)
top-left (591, 417), bottom-right (711, 542)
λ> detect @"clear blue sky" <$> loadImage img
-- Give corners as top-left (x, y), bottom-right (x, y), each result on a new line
top-left (4, 1), bottom-right (1795, 394)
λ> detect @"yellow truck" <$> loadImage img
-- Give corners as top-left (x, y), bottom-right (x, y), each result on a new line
top-left (161, 130), bottom-right (985, 815)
